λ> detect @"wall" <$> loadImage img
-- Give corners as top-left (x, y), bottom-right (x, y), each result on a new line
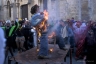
top-left (0, 0), bottom-right (96, 21)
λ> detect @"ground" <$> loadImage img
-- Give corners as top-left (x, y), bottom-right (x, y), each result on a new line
top-left (5, 47), bottom-right (85, 64)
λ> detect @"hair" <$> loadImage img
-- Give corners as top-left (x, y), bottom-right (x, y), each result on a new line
top-left (11, 20), bottom-right (14, 22)
top-left (72, 17), bottom-right (74, 19)
top-left (30, 4), bottom-right (39, 14)
top-left (19, 20), bottom-right (25, 26)
top-left (60, 19), bottom-right (64, 22)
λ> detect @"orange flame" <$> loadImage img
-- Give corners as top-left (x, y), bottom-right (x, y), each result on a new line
top-left (49, 48), bottom-right (53, 53)
top-left (48, 32), bottom-right (56, 38)
top-left (43, 10), bottom-right (48, 20)
top-left (38, 10), bottom-right (48, 37)
top-left (37, 49), bottom-right (39, 52)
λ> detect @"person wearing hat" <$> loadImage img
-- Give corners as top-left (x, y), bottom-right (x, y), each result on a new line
top-left (15, 20), bottom-right (26, 53)
top-left (3, 20), bottom-right (19, 61)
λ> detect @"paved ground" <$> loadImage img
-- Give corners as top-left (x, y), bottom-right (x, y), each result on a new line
top-left (5, 49), bottom-right (85, 64)
top-left (66, 53), bottom-right (85, 64)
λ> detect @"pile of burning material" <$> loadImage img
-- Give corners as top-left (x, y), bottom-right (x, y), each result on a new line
top-left (48, 32), bottom-right (56, 44)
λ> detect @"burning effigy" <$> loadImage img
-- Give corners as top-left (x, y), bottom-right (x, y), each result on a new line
top-left (30, 4), bottom-right (51, 59)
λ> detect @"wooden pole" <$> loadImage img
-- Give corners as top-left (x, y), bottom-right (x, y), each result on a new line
top-left (54, 36), bottom-right (56, 47)
top-left (70, 48), bottom-right (72, 64)
top-left (36, 28), bottom-right (39, 50)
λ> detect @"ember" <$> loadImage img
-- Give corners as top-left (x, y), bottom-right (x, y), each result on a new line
top-left (48, 32), bottom-right (55, 38)
top-left (37, 49), bottom-right (39, 52)
top-left (49, 48), bottom-right (53, 53)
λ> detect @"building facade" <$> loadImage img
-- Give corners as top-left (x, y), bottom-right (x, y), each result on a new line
top-left (47, 0), bottom-right (96, 21)
top-left (0, 0), bottom-right (96, 21)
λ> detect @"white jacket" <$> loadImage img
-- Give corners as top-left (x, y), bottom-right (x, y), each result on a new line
top-left (0, 27), bottom-right (6, 64)
top-left (61, 26), bottom-right (68, 38)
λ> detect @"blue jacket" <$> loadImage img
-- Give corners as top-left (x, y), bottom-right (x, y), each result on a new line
top-left (31, 13), bottom-right (44, 27)
top-left (55, 24), bottom-right (63, 36)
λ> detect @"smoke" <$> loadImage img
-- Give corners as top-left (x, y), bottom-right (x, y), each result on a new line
top-left (38, 0), bottom-right (61, 35)
top-left (47, 17), bottom-right (60, 36)
top-left (47, 20), bottom-right (60, 36)
top-left (46, 11), bottom-right (61, 36)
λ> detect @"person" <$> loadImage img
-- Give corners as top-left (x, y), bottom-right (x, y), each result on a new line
top-left (55, 20), bottom-right (68, 50)
top-left (30, 4), bottom-right (49, 59)
top-left (0, 26), bottom-right (6, 64)
top-left (67, 21), bottom-right (75, 52)
top-left (73, 21), bottom-right (87, 60)
top-left (15, 20), bottom-right (26, 53)
top-left (91, 22), bottom-right (96, 40)
top-left (61, 20), bottom-right (69, 45)
top-left (31, 4), bottom-right (67, 59)
top-left (71, 17), bottom-right (75, 23)
top-left (3, 20), bottom-right (19, 61)
top-left (23, 20), bottom-right (33, 50)
top-left (84, 29), bottom-right (96, 64)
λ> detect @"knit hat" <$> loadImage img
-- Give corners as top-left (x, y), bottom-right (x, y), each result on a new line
top-left (6, 20), bottom-right (11, 23)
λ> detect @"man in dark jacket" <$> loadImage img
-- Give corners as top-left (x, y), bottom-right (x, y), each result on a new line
top-left (3, 20), bottom-right (19, 61)
top-left (15, 21), bottom-right (26, 53)
top-left (84, 30), bottom-right (96, 64)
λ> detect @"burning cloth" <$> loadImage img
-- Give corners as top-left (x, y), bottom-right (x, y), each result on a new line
top-left (31, 5), bottom-right (49, 57)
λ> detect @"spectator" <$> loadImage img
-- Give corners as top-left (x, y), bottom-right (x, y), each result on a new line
top-left (0, 27), bottom-right (6, 64)
top-left (84, 30), bottom-right (96, 64)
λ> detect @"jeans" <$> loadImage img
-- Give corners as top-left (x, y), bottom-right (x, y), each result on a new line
top-left (64, 37), bottom-right (69, 44)
top-left (56, 35), bottom-right (65, 49)
top-left (69, 36), bottom-right (75, 48)
top-left (38, 33), bottom-right (48, 56)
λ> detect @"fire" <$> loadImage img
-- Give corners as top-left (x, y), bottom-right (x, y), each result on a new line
top-left (43, 10), bottom-right (48, 20)
top-left (48, 32), bottom-right (56, 38)
top-left (37, 49), bottom-right (39, 52)
top-left (38, 10), bottom-right (49, 37)
top-left (49, 48), bottom-right (53, 53)
top-left (38, 31), bottom-right (41, 37)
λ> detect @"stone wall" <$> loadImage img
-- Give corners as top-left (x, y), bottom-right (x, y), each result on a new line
top-left (47, 0), bottom-right (96, 21)
top-left (81, 0), bottom-right (89, 21)
top-left (92, 0), bottom-right (96, 21)
top-left (47, 0), bottom-right (80, 21)
top-left (0, 0), bottom-right (96, 21)
top-left (0, 0), bottom-right (2, 20)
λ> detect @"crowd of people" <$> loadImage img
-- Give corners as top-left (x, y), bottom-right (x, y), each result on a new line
top-left (0, 19), bottom-right (34, 64)
top-left (0, 4), bottom-right (96, 64)
top-left (55, 18), bottom-right (96, 64)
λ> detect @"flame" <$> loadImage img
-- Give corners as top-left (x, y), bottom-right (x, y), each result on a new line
top-left (37, 10), bottom-right (48, 37)
top-left (48, 32), bottom-right (56, 38)
top-left (38, 32), bottom-right (41, 37)
top-left (37, 49), bottom-right (39, 52)
top-left (50, 48), bottom-right (53, 52)
top-left (43, 10), bottom-right (48, 20)
top-left (39, 21), bottom-right (45, 28)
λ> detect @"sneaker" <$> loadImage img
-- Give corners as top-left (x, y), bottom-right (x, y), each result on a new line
top-left (38, 55), bottom-right (50, 59)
